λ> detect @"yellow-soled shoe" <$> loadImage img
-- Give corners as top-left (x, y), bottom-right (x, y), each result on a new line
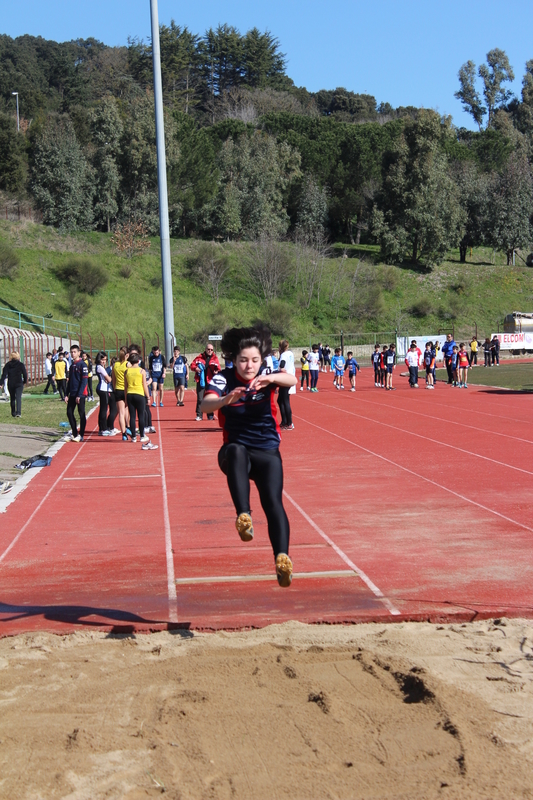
top-left (235, 513), bottom-right (254, 542)
top-left (276, 553), bottom-right (293, 587)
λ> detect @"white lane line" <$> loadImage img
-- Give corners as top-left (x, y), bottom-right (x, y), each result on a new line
top-left (294, 415), bottom-right (533, 536)
top-left (305, 397), bottom-right (533, 479)
top-left (176, 570), bottom-right (354, 585)
top-left (64, 474), bottom-right (161, 481)
top-left (0, 442), bottom-right (87, 565)
top-left (0, 405), bottom-right (99, 515)
top-left (157, 405), bottom-right (178, 623)
top-left (283, 490), bottom-right (400, 616)
top-left (353, 394), bottom-right (533, 446)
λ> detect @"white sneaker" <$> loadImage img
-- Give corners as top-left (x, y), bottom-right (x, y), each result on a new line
top-left (131, 436), bottom-right (137, 443)
top-left (72, 435), bottom-right (83, 442)
top-left (142, 442), bottom-right (159, 450)
top-left (300, 387), bottom-right (303, 391)
top-left (195, 416), bottom-right (202, 421)
top-left (351, 388), bottom-right (355, 392)
top-left (140, 435), bottom-right (149, 443)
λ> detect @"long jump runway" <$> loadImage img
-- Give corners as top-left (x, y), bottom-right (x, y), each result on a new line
top-left (1, 369), bottom-right (533, 636)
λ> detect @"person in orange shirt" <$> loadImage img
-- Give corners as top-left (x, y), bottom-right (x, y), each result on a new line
top-left (457, 343), bottom-right (470, 388)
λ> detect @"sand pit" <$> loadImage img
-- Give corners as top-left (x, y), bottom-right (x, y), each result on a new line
top-left (1, 618), bottom-right (532, 799)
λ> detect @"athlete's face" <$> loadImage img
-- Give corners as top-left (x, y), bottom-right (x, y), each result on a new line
top-left (235, 347), bottom-right (262, 382)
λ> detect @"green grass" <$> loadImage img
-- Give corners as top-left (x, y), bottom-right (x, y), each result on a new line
top-left (0, 219), bottom-right (532, 349)
top-left (435, 362), bottom-right (533, 391)
top-left (0, 394), bottom-right (98, 428)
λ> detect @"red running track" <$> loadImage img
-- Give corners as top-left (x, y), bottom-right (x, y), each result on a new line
top-left (1, 367), bottom-right (533, 636)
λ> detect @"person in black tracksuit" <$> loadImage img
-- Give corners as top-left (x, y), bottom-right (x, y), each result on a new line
top-left (1, 352), bottom-right (27, 417)
top-left (65, 344), bottom-right (88, 440)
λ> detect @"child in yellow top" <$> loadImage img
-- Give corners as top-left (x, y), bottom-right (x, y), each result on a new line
top-left (300, 349), bottom-right (310, 391)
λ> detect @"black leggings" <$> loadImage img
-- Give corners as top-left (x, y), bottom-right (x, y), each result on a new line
top-left (218, 444), bottom-right (290, 557)
top-left (67, 396), bottom-right (86, 437)
top-left (107, 391), bottom-right (117, 430)
top-left (301, 371), bottom-right (309, 388)
top-left (127, 393), bottom-right (146, 438)
top-left (97, 389), bottom-right (109, 431)
top-left (277, 386), bottom-right (292, 427)
top-left (57, 379), bottom-right (67, 400)
top-left (8, 383), bottom-right (23, 416)
top-left (310, 370), bottom-right (319, 389)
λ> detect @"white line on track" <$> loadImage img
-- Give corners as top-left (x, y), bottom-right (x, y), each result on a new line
top-left (63, 474), bottom-right (161, 481)
top-left (0, 442), bottom-right (87, 565)
top-left (156, 405), bottom-right (178, 623)
top-left (305, 397), bottom-right (533, 478)
top-left (352, 394), bottom-right (533, 445)
top-left (283, 490), bottom-right (400, 615)
top-left (175, 570), bottom-right (354, 585)
top-left (293, 415), bottom-right (533, 536)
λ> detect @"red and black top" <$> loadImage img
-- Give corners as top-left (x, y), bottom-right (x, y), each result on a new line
top-left (205, 367), bottom-right (281, 450)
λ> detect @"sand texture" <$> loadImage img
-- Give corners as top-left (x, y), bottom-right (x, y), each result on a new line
top-left (0, 618), bottom-right (532, 799)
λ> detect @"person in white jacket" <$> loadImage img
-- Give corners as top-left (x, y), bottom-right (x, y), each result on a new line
top-left (278, 340), bottom-right (296, 429)
top-left (405, 343), bottom-right (421, 387)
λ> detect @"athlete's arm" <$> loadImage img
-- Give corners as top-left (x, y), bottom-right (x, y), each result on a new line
top-left (201, 386), bottom-right (247, 413)
top-left (249, 372), bottom-right (297, 391)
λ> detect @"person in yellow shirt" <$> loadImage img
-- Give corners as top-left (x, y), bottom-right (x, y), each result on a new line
top-left (300, 349), bottom-right (310, 391)
top-left (124, 353), bottom-right (157, 449)
top-left (469, 336), bottom-right (478, 367)
top-left (112, 347), bottom-right (129, 440)
top-left (54, 352), bottom-right (68, 400)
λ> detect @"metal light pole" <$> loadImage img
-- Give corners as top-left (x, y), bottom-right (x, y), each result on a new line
top-left (11, 92), bottom-right (19, 132)
top-left (150, 0), bottom-right (175, 361)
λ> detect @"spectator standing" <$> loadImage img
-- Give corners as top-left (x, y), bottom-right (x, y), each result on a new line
top-left (65, 344), bottom-right (88, 442)
top-left (491, 336), bottom-right (500, 366)
top-left (300, 350), bottom-right (310, 391)
top-left (191, 343), bottom-right (221, 421)
top-left (384, 343), bottom-right (397, 390)
top-left (54, 352), bottom-right (68, 400)
top-left (43, 352), bottom-right (57, 395)
top-left (278, 339), bottom-right (296, 430)
top-left (169, 345), bottom-right (188, 406)
top-left (148, 346), bottom-right (167, 407)
top-left (1, 351), bottom-right (27, 417)
top-left (469, 336), bottom-right (478, 367)
top-left (95, 351), bottom-right (114, 435)
top-left (483, 338), bottom-right (492, 367)
top-left (441, 333), bottom-right (457, 385)
top-left (405, 343), bottom-right (421, 388)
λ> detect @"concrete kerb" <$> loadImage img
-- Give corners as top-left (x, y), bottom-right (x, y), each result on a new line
top-left (0, 404), bottom-right (99, 515)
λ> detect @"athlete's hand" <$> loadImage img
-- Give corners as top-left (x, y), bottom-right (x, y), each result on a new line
top-left (248, 374), bottom-right (272, 391)
top-left (224, 387), bottom-right (247, 405)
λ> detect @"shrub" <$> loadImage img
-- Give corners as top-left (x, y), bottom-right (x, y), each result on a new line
top-left (56, 258), bottom-right (108, 296)
top-left (379, 265), bottom-right (398, 292)
top-left (119, 264), bottom-right (132, 279)
top-left (186, 242), bottom-right (230, 304)
top-left (410, 297), bottom-right (433, 318)
top-left (66, 286), bottom-right (91, 318)
top-left (111, 219), bottom-right (151, 258)
top-left (0, 242), bottom-right (19, 279)
top-left (253, 300), bottom-right (294, 337)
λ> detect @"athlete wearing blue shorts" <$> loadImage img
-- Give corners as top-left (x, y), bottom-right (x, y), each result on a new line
top-left (148, 346), bottom-right (166, 407)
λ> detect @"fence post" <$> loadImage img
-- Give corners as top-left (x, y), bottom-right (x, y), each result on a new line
top-left (340, 330), bottom-right (344, 356)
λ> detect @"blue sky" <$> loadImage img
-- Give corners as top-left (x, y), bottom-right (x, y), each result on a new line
top-left (3, 0), bottom-right (532, 128)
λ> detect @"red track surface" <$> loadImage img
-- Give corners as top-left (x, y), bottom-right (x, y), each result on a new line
top-left (1, 367), bottom-right (533, 636)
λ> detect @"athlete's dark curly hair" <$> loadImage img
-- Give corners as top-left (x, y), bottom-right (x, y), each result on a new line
top-left (221, 325), bottom-right (272, 362)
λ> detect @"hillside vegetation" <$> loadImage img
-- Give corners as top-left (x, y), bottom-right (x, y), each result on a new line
top-left (0, 221), bottom-right (529, 350)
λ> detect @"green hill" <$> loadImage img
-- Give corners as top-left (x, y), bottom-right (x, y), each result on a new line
top-left (0, 220), bottom-right (529, 351)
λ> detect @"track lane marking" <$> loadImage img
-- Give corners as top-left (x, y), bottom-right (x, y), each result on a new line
top-left (293, 415), bottom-right (533, 536)
top-left (283, 490), bottom-right (400, 615)
top-left (0, 443), bottom-right (87, 565)
top-left (64, 474), bottom-right (161, 481)
top-left (175, 570), bottom-right (354, 585)
top-left (303, 397), bottom-right (533, 478)
top-left (350, 394), bottom-right (533, 446)
top-left (156, 405), bottom-right (178, 623)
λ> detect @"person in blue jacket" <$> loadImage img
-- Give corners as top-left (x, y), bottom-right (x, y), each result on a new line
top-left (331, 348), bottom-right (346, 389)
top-left (440, 333), bottom-right (456, 384)
top-left (344, 351), bottom-right (360, 392)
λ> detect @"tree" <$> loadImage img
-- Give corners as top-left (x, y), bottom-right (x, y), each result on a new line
top-left (31, 116), bottom-right (93, 231)
top-left (90, 97), bottom-right (123, 231)
top-left (295, 175), bottom-right (328, 238)
top-left (0, 112), bottom-right (26, 195)
top-left (455, 49), bottom-right (514, 129)
top-left (119, 94), bottom-right (180, 234)
top-left (486, 152), bottom-right (533, 265)
top-left (455, 61), bottom-right (486, 130)
top-left (293, 231), bottom-right (331, 308)
top-left (186, 241), bottom-right (230, 304)
top-left (452, 162), bottom-right (493, 262)
top-left (111, 219), bottom-right (151, 258)
top-left (371, 112), bottom-right (465, 267)
top-left (246, 236), bottom-right (291, 301)
top-left (210, 131), bottom-right (301, 239)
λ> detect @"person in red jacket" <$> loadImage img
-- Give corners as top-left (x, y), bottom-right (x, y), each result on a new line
top-left (190, 343), bottom-right (221, 421)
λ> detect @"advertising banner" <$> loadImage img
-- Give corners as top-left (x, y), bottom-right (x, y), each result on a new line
top-left (396, 335), bottom-right (447, 360)
top-left (490, 332), bottom-right (533, 350)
